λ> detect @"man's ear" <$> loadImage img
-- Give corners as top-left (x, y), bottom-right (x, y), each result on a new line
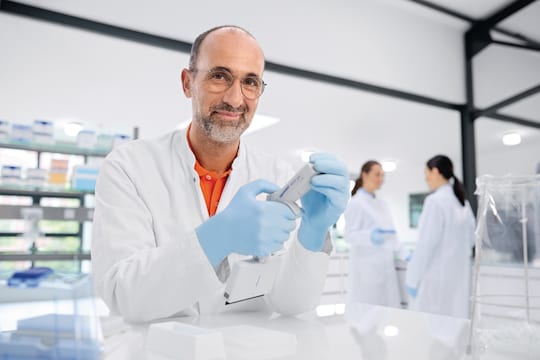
top-left (181, 69), bottom-right (192, 98)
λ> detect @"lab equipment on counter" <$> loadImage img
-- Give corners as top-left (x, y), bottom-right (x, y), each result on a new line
top-left (7, 267), bottom-right (52, 287)
top-left (0, 269), bottom-right (102, 359)
top-left (223, 164), bottom-right (319, 305)
top-left (145, 321), bottom-right (296, 360)
top-left (146, 321), bottom-right (226, 360)
top-left (470, 174), bottom-right (540, 359)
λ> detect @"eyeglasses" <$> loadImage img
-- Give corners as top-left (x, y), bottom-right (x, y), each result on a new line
top-left (194, 68), bottom-right (267, 100)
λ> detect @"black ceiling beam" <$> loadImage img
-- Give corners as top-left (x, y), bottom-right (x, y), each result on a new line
top-left (491, 39), bottom-right (540, 52)
top-left (483, 112), bottom-right (540, 129)
top-left (409, 0), bottom-right (540, 50)
top-left (265, 63), bottom-right (462, 111)
top-left (0, 0), bottom-right (193, 53)
top-left (475, 84), bottom-right (540, 118)
top-left (407, 0), bottom-right (475, 22)
top-left (0, 0), bottom-right (462, 112)
top-left (492, 27), bottom-right (540, 48)
top-left (482, 0), bottom-right (537, 29)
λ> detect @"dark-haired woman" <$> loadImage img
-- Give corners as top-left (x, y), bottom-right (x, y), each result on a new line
top-left (406, 155), bottom-right (475, 318)
top-left (344, 160), bottom-right (402, 307)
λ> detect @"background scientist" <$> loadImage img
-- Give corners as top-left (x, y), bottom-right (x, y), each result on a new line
top-left (344, 160), bottom-right (402, 308)
top-left (406, 155), bottom-right (475, 318)
top-left (91, 25), bottom-right (350, 322)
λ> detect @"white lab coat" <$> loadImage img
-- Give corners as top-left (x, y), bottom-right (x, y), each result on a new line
top-left (406, 184), bottom-right (475, 318)
top-left (344, 189), bottom-right (402, 307)
top-left (91, 128), bottom-right (331, 323)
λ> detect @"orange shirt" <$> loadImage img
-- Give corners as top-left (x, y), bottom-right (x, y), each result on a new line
top-left (187, 126), bottom-right (232, 216)
top-left (194, 161), bottom-right (231, 216)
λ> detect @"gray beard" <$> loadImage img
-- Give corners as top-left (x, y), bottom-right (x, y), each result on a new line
top-left (199, 116), bottom-right (250, 144)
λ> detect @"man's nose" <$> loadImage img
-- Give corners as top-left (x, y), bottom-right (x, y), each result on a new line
top-left (222, 79), bottom-right (245, 108)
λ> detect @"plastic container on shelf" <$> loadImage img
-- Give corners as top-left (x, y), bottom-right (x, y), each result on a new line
top-left (0, 269), bottom-right (102, 359)
top-left (469, 174), bottom-right (540, 359)
top-left (0, 119), bottom-right (9, 139)
top-left (71, 165), bottom-right (100, 192)
top-left (1, 165), bottom-right (22, 185)
top-left (25, 168), bottom-right (49, 187)
top-left (112, 134), bottom-right (131, 148)
top-left (32, 120), bottom-right (55, 145)
top-left (48, 159), bottom-right (69, 187)
top-left (11, 124), bottom-right (33, 143)
top-left (77, 130), bottom-right (97, 149)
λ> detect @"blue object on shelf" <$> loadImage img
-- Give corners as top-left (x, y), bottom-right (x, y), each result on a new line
top-left (7, 267), bottom-right (53, 287)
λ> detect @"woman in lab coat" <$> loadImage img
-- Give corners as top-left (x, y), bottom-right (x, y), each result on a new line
top-left (406, 155), bottom-right (475, 318)
top-left (344, 160), bottom-right (402, 308)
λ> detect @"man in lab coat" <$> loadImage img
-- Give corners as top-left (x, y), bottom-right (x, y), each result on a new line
top-left (91, 25), bottom-right (350, 322)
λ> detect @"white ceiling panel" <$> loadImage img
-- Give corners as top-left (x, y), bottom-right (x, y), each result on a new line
top-left (473, 43), bottom-right (540, 109)
top-left (499, 0), bottom-right (540, 43)
top-left (499, 93), bottom-right (540, 124)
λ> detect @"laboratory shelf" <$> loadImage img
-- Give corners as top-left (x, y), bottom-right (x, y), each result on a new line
top-left (0, 252), bottom-right (91, 261)
top-left (0, 138), bottom-right (110, 157)
top-left (0, 184), bottom-right (92, 198)
top-left (0, 205), bottom-right (94, 222)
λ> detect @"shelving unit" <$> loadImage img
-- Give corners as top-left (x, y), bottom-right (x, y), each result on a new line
top-left (0, 138), bottom-right (117, 272)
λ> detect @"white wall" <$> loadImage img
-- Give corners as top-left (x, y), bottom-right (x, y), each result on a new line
top-left (476, 118), bottom-right (540, 177)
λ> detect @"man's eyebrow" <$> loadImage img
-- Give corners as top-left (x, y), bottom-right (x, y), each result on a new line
top-left (209, 66), bottom-right (261, 78)
top-left (209, 66), bottom-right (231, 73)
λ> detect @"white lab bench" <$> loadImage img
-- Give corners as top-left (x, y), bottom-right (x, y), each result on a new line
top-left (103, 303), bottom-right (471, 360)
top-left (1, 291), bottom-right (538, 359)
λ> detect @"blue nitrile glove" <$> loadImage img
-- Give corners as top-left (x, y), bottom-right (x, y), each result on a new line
top-left (370, 228), bottom-right (396, 246)
top-left (196, 179), bottom-right (297, 268)
top-left (407, 286), bottom-right (418, 298)
top-left (298, 152), bottom-right (350, 252)
top-left (405, 250), bottom-right (413, 262)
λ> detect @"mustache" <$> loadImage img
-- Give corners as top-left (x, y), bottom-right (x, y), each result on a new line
top-left (210, 103), bottom-right (247, 114)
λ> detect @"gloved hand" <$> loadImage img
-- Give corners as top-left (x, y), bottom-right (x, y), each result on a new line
top-left (370, 228), bottom-right (396, 246)
top-left (405, 249), bottom-right (413, 262)
top-left (196, 179), bottom-right (297, 268)
top-left (407, 285), bottom-right (418, 298)
top-left (298, 152), bottom-right (350, 252)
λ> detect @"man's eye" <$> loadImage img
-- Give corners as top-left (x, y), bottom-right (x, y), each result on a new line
top-left (209, 71), bottom-right (229, 81)
top-left (243, 77), bottom-right (261, 87)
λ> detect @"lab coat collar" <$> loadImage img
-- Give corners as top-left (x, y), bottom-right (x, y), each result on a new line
top-left (174, 126), bottom-right (247, 173)
top-left (359, 188), bottom-right (376, 199)
top-left (435, 183), bottom-right (453, 195)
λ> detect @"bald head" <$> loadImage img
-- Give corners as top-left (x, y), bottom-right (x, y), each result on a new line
top-left (189, 25), bottom-right (263, 72)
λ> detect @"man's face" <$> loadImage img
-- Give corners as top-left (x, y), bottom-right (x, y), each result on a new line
top-left (183, 29), bottom-right (265, 144)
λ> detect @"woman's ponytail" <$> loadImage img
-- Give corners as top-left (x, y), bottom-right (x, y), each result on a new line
top-left (427, 155), bottom-right (466, 207)
top-left (452, 174), bottom-right (466, 206)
